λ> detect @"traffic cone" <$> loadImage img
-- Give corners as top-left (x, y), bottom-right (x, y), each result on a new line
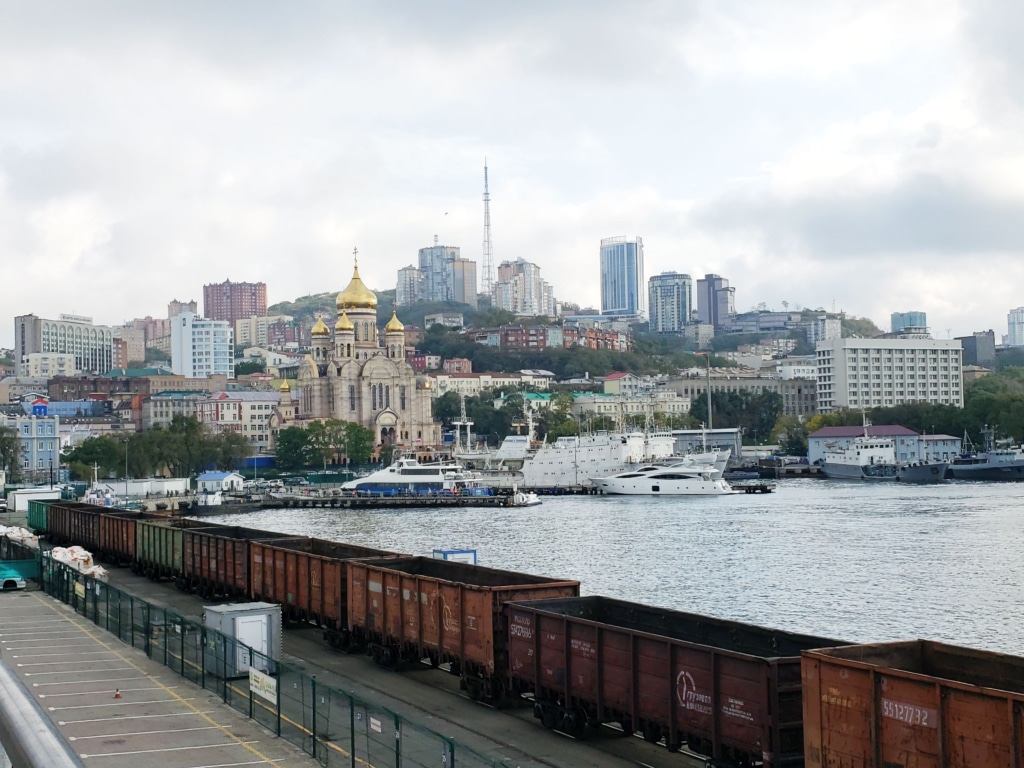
top-left (114, 689), bottom-right (122, 699)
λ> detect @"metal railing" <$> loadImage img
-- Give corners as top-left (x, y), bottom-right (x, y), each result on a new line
top-left (40, 557), bottom-right (517, 768)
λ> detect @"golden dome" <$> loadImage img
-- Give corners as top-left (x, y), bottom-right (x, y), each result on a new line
top-left (384, 309), bottom-right (405, 333)
top-left (335, 261), bottom-right (377, 310)
top-left (280, 380), bottom-right (291, 392)
top-left (310, 316), bottom-right (330, 337)
top-left (335, 309), bottom-right (354, 332)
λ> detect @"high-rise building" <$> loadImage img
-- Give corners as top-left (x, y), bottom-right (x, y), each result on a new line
top-left (492, 258), bottom-right (557, 317)
top-left (202, 280), bottom-right (267, 324)
top-left (806, 314), bottom-right (842, 344)
top-left (956, 330), bottom-right (996, 369)
top-left (1007, 307), bottom-right (1024, 347)
top-left (695, 274), bottom-right (735, 327)
top-left (418, 243), bottom-right (460, 302)
top-left (600, 237), bottom-right (645, 318)
top-left (396, 265), bottom-right (426, 306)
top-left (168, 299), bottom-right (197, 318)
top-left (14, 314), bottom-right (115, 374)
top-left (452, 258), bottom-right (478, 309)
top-left (648, 272), bottom-right (692, 333)
top-left (891, 311), bottom-right (928, 334)
top-left (171, 312), bottom-right (234, 379)
top-left (815, 337), bottom-right (963, 413)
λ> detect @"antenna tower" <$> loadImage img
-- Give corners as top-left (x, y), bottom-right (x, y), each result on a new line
top-left (481, 160), bottom-right (494, 295)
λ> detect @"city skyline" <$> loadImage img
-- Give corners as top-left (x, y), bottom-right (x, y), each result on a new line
top-left (1, 2), bottom-right (1023, 346)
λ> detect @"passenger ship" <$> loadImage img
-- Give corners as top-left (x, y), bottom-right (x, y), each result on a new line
top-left (341, 457), bottom-right (487, 496)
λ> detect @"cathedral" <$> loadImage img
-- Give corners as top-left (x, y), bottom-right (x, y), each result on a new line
top-left (279, 252), bottom-right (440, 451)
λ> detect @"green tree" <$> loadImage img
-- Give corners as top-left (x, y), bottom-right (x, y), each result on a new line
top-left (343, 423), bottom-right (375, 465)
top-left (0, 425), bottom-right (23, 484)
top-left (274, 428), bottom-right (310, 470)
top-left (234, 360), bottom-right (266, 376)
top-left (144, 347), bottom-right (170, 363)
top-left (306, 421), bottom-right (334, 469)
top-left (214, 431), bottom-right (253, 471)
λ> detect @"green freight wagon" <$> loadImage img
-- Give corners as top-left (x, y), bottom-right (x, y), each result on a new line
top-left (27, 500), bottom-right (52, 534)
top-left (134, 518), bottom-right (213, 582)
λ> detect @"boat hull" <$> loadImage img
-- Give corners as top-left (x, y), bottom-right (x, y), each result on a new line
top-left (820, 462), bottom-right (897, 481)
top-left (898, 462), bottom-right (949, 484)
top-left (590, 477), bottom-right (738, 496)
top-left (948, 462), bottom-right (1024, 481)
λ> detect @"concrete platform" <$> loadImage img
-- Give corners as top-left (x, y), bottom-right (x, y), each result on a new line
top-left (0, 589), bottom-right (317, 768)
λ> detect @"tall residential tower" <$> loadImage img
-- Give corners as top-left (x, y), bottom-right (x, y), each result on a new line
top-left (648, 272), bottom-right (692, 333)
top-left (600, 236), bottom-right (645, 318)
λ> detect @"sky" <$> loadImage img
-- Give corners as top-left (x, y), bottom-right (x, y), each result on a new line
top-left (2, 0), bottom-right (1024, 348)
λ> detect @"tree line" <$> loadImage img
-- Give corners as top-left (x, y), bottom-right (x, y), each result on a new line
top-left (273, 420), bottom-right (375, 471)
top-left (62, 415), bottom-right (253, 481)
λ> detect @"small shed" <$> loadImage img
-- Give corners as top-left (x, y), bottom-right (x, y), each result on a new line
top-left (196, 471), bottom-right (244, 493)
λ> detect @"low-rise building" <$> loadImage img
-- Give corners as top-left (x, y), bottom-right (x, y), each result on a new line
top-left (442, 358), bottom-right (472, 374)
top-left (142, 391), bottom-right (208, 429)
top-left (196, 391), bottom-right (281, 451)
top-left (807, 426), bottom-right (962, 465)
top-left (0, 377), bottom-right (49, 404)
top-left (19, 353), bottom-right (78, 378)
top-left (427, 371), bottom-right (552, 398)
top-left (0, 412), bottom-right (61, 484)
top-left (424, 312), bottom-right (465, 329)
top-left (196, 471), bottom-right (244, 493)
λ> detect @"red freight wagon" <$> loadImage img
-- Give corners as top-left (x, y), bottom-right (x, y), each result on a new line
top-left (507, 596), bottom-right (842, 766)
top-left (803, 640), bottom-right (1024, 768)
top-left (181, 525), bottom-right (294, 599)
top-left (249, 537), bottom-right (398, 637)
top-left (46, 502), bottom-right (105, 552)
top-left (348, 556), bottom-right (580, 702)
top-left (96, 510), bottom-right (143, 565)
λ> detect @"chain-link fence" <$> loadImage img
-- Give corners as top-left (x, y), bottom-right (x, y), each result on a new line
top-left (40, 555), bottom-right (517, 768)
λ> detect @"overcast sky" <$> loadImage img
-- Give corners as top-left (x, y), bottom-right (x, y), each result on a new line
top-left (2, 0), bottom-right (1023, 348)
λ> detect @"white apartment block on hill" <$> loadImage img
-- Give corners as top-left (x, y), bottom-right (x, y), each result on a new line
top-left (815, 337), bottom-right (963, 413)
top-left (171, 312), bottom-right (234, 379)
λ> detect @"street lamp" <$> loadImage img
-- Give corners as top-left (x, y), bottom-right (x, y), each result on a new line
top-left (124, 437), bottom-right (129, 501)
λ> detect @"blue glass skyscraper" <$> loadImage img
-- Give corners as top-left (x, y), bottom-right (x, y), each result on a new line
top-left (600, 236), bottom-right (645, 318)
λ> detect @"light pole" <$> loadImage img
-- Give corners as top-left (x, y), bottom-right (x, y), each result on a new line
top-left (124, 437), bottom-right (129, 501)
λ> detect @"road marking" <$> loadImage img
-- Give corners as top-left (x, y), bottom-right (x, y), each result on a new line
top-left (34, 677), bottom-right (148, 687)
top-left (41, 686), bottom-right (173, 699)
top-left (0, 629), bottom-right (92, 636)
top-left (69, 725), bottom-right (224, 741)
top-left (49, 697), bottom-right (190, 711)
top-left (5, 643), bottom-right (99, 651)
top-left (13, 651), bottom-right (115, 659)
top-left (19, 659), bottom-right (128, 667)
top-left (187, 762), bottom-right (272, 768)
top-left (80, 741), bottom-right (259, 758)
top-left (25, 668), bottom-right (130, 676)
top-left (59, 711), bottom-right (218, 725)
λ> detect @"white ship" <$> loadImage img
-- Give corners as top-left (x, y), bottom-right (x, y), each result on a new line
top-left (456, 431), bottom-right (728, 490)
top-left (341, 457), bottom-right (485, 496)
top-left (590, 462), bottom-right (738, 496)
top-left (821, 430), bottom-right (947, 483)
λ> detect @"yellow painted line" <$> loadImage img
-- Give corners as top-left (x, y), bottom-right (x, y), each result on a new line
top-left (28, 594), bottom-right (285, 767)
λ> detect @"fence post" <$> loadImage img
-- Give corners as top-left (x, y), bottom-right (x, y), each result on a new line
top-left (104, 585), bottom-right (110, 633)
top-left (350, 693), bottom-right (356, 768)
top-left (180, 617), bottom-right (185, 677)
top-left (130, 596), bottom-right (135, 648)
top-left (201, 627), bottom-right (206, 691)
top-left (275, 664), bottom-right (281, 737)
top-left (248, 646), bottom-right (255, 719)
top-left (311, 675), bottom-right (318, 760)
top-left (394, 712), bottom-right (401, 768)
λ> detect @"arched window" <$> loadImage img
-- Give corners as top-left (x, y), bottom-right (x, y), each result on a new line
top-left (385, 385), bottom-right (390, 409)
top-left (349, 385), bottom-right (356, 411)
top-left (400, 385), bottom-right (406, 410)
top-left (371, 385), bottom-right (377, 410)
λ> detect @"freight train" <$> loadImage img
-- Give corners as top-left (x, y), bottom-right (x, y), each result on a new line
top-left (25, 500), bottom-right (1024, 767)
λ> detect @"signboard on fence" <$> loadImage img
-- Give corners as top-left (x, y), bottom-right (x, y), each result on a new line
top-left (249, 668), bottom-right (277, 703)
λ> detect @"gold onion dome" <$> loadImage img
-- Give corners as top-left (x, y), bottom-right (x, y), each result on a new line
top-left (335, 310), bottom-right (354, 332)
top-left (335, 262), bottom-right (378, 310)
top-left (385, 310), bottom-right (405, 333)
top-left (310, 316), bottom-right (330, 337)
top-left (280, 380), bottom-right (291, 392)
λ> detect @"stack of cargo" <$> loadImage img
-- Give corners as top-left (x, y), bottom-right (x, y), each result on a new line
top-left (0, 525), bottom-right (39, 548)
top-left (50, 546), bottom-right (108, 582)
top-left (0, 525), bottom-right (39, 561)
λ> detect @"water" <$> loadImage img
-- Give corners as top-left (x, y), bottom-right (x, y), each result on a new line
top-left (202, 480), bottom-right (1024, 654)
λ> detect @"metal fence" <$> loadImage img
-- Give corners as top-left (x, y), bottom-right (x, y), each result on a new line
top-left (40, 556), bottom-right (517, 768)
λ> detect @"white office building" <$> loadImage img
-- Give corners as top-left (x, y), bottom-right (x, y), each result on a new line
top-left (492, 258), bottom-right (557, 317)
top-left (171, 312), bottom-right (234, 379)
top-left (815, 337), bottom-right (963, 413)
top-left (1007, 307), bottom-right (1024, 347)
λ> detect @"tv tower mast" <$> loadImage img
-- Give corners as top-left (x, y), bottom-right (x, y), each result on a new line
top-left (481, 160), bottom-right (495, 295)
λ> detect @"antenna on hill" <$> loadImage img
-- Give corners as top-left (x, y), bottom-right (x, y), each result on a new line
top-left (945, 328), bottom-right (952, 339)
top-left (481, 160), bottom-right (495, 296)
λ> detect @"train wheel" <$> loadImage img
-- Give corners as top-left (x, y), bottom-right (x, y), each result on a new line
top-left (618, 719), bottom-right (634, 737)
top-left (665, 738), bottom-right (682, 753)
top-left (642, 722), bottom-right (662, 744)
top-left (540, 705), bottom-right (558, 730)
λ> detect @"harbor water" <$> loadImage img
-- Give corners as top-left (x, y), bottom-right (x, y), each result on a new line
top-left (201, 479), bottom-right (1024, 654)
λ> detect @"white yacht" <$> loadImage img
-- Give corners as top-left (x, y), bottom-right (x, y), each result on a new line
top-left (341, 457), bottom-right (484, 496)
top-left (590, 462), bottom-right (738, 496)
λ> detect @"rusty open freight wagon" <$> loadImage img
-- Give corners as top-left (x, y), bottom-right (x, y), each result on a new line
top-left (348, 556), bottom-right (580, 702)
top-left (506, 596), bottom-right (843, 766)
top-left (45, 502), bottom-right (106, 551)
top-left (181, 524), bottom-right (297, 599)
top-left (249, 536), bottom-right (400, 636)
top-left (802, 640), bottom-right (1024, 768)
